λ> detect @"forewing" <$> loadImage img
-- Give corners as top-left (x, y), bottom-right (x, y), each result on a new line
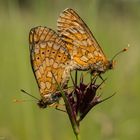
top-left (29, 26), bottom-right (71, 97)
top-left (57, 8), bottom-right (107, 70)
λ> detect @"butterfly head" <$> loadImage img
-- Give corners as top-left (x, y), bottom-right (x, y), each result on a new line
top-left (37, 92), bottom-right (62, 108)
top-left (90, 48), bottom-right (127, 74)
top-left (103, 48), bottom-right (128, 73)
top-left (96, 60), bottom-right (115, 74)
top-left (106, 59), bottom-right (115, 70)
top-left (37, 99), bottom-right (48, 108)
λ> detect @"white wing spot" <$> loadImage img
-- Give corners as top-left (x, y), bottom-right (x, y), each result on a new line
top-left (35, 70), bottom-right (41, 79)
top-left (79, 29), bottom-right (85, 34)
top-left (40, 82), bottom-right (46, 89)
top-left (39, 66), bottom-right (44, 74)
top-left (87, 38), bottom-right (93, 45)
top-left (82, 40), bottom-right (88, 46)
top-left (34, 47), bottom-right (39, 54)
top-left (46, 82), bottom-right (51, 89)
top-left (45, 58), bottom-right (50, 66)
top-left (94, 51), bottom-right (98, 57)
top-left (88, 53), bottom-right (93, 59)
top-left (53, 44), bottom-right (60, 50)
top-left (53, 62), bottom-right (58, 68)
top-left (47, 71), bottom-right (52, 77)
top-left (47, 41), bottom-right (53, 47)
top-left (49, 59), bottom-right (54, 65)
top-left (80, 56), bottom-right (88, 62)
top-left (40, 42), bottom-right (46, 48)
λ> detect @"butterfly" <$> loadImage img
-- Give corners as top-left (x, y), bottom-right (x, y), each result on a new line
top-left (29, 26), bottom-right (76, 108)
top-left (57, 8), bottom-right (114, 75)
top-left (29, 8), bottom-right (122, 108)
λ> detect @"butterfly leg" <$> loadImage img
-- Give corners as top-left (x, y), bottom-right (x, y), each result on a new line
top-left (55, 105), bottom-right (66, 113)
top-left (99, 74), bottom-right (104, 81)
top-left (50, 102), bottom-right (66, 113)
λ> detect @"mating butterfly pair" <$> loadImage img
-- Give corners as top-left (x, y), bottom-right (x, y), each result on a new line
top-left (29, 8), bottom-right (114, 108)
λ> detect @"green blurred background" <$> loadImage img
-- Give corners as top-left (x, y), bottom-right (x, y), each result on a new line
top-left (0, 0), bottom-right (140, 140)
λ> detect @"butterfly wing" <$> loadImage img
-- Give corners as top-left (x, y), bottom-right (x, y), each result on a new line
top-left (29, 26), bottom-right (71, 98)
top-left (57, 8), bottom-right (108, 72)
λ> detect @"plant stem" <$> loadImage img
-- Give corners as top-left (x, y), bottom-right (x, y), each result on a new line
top-left (76, 133), bottom-right (80, 140)
top-left (52, 72), bottom-right (80, 138)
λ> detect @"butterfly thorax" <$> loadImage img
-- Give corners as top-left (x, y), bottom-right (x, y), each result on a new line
top-left (89, 59), bottom-right (114, 74)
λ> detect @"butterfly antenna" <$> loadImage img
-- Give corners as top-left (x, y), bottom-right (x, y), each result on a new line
top-left (20, 89), bottom-right (39, 101)
top-left (13, 99), bottom-right (37, 103)
top-left (111, 46), bottom-right (128, 62)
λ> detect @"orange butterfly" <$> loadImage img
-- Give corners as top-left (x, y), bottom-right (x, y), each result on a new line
top-left (29, 8), bottom-right (123, 107)
top-left (29, 26), bottom-right (75, 108)
top-left (57, 8), bottom-right (114, 74)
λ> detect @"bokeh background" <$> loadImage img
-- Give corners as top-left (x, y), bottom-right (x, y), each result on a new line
top-left (0, 0), bottom-right (140, 140)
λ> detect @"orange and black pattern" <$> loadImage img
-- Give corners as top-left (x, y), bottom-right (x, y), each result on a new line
top-left (29, 8), bottom-right (113, 106)
top-left (57, 8), bottom-right (111, 72)
top-left (29, 26), bottom-right (73, 101)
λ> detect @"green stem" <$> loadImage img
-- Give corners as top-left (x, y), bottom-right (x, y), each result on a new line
top-left (52, 72), bottom-right (80, 138)
top-left (76, 133), bottom-right (80, 140)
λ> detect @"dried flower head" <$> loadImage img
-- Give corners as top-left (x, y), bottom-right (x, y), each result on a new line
top-left (59, 71), bottom-right (115, 137)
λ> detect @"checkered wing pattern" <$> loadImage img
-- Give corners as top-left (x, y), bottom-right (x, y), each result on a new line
top-left (57, 8), bottom-right (109, 72)
top-left (29, 26), bottom-right (71, 97)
